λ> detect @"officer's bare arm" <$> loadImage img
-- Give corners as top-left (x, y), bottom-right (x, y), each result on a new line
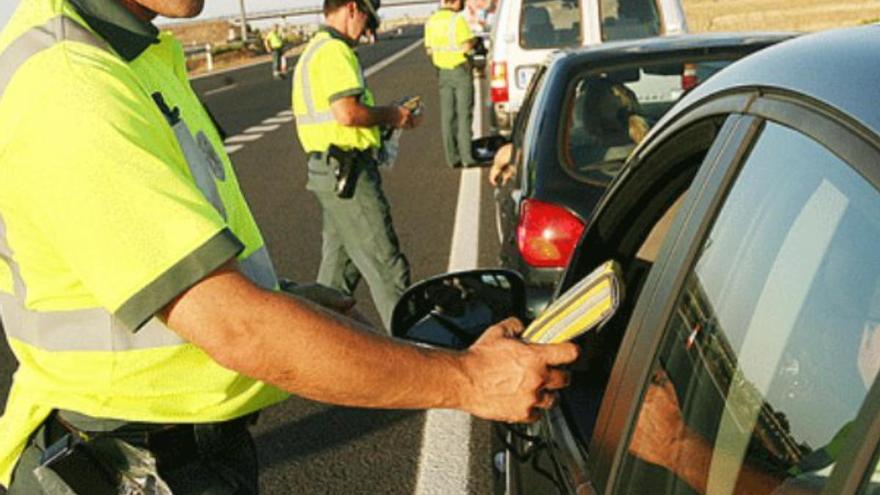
top-left (331, 95), bottom-right (411, 128)
top-left (160, 262), bottom-right (579, 423)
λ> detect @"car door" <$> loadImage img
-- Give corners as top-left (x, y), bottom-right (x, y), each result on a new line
top-left (557, 87), bottom-right (880, 494)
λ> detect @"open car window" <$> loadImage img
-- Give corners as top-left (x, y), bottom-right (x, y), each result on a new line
top-left (560, 58), bottom-right (735, 186)
top-left (617, 122), bottom-right (880, 494)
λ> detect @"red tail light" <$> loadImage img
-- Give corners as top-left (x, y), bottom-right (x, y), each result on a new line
top-left (490, 61), bottom-right (509, 103)
top-left (681, 63), bottom-right (698, 91)
top-left (516, 198), bottom-right (585, 268)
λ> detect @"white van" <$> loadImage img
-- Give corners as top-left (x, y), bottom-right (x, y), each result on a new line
top-left (488, 0), bottom-right (688, 132)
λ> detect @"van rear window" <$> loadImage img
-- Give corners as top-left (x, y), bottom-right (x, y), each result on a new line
top-left (600, 0), bottom-right (661, 41)
top-left (519, 0), bottom-right (582, 49)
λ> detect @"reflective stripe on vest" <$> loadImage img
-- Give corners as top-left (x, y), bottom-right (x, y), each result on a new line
top-left (294, 37), bottom-right (336, 125)
top-left (0, 16), bottom-right (107, 102)
top-left (0, 15), bottom-right (277, 351)
top-left (433, 13), bottom-right (465, 53)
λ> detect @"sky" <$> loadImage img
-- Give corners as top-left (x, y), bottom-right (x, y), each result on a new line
top-left (0, 1), bottom-right (435, 31)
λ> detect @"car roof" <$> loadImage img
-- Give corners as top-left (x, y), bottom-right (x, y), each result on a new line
top-left (550, 32), bottom-right (795, 68)
top-left (677, 25), bottom-right (880, 138)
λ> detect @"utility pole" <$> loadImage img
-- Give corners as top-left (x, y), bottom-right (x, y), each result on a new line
top-left (238, 0), bottom-right (248, 44)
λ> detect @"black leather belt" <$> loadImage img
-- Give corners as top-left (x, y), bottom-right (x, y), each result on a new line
top-left (44, 411), bottom-right (256, 468)
top-left (308, 148), bottom-right (379, 162)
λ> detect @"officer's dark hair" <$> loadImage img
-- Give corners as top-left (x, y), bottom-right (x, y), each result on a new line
top-left (324, 0), bottom-right (358, 15)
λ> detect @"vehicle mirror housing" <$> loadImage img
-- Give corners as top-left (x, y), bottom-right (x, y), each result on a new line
top-left (471, 135), bottom-right (509, 165)
top-left (391, 269), bottom-right (527, 350)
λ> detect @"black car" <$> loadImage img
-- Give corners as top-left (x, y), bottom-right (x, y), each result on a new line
top-left (397, 25), bottom-right (880, 494)
top-left (493, 33), bottom-right (792, 317)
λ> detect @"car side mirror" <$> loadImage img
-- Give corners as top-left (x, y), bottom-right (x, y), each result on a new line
top-left (391, 269), bottom-right (527, 350)
top-left (471, 135), bottom-right (509, 165)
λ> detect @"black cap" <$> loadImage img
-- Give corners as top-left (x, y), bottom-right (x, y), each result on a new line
top-left (359, 0), bottom-right (381, 32)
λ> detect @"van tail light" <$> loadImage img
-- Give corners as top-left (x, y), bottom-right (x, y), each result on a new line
top-left (516, 198), bottom-right (585, 268)
top-left (681, 63), bottom-right (698, 91)
top-left (490, 61), bottom-right (509, 103)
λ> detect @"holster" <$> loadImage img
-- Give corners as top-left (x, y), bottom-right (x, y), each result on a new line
top-left (35, 434), bottom-right (118, 495)
top-left (326, 145), bottom-right (361, 199)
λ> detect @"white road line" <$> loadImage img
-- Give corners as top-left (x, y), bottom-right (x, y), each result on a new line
top-left (225, 133), bottom-right (264, 143)
top-left (262, 116), bottom-right (294, 124)
top-left (204, 83), bottom-right (238, 96)
top-left (224, 144), bottom-right (244, 154)
top-left (277, 110), bottom-right (294, 117)
top-left (415, 76), bottom-right (485, 495)
top-left (364, 39), bottom-right (424, 77)
top-left (244, 124), bottom-right (281, 133)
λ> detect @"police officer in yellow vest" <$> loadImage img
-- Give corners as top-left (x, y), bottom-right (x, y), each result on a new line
top-left (264, 24), bottom-right (285, 79)
top-left (293, 0), bottom-right (418, 332)
top-left (425, 0), bottom-right (478, 167)
top-left (0, 0), bottom-right (579, 492)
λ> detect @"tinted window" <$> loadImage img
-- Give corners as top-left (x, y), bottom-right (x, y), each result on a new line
top-left (601, 0), bottom-right (660, 41)
top-left (617, 122), bottom-right (880, 494)
top-left (519, 0), bottom-right (582, 49)
top-left (561, 61), bottom-right (730, 185)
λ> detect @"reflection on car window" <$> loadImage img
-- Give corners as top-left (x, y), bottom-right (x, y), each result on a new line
top-left (601, 0), bottom-right (660, 41)
top-left (618, 122), bottom-right (880, 494)
top-left (562, 60), bottom-right (733, 186)
top-left (520, 0), bottom-right (582, 48)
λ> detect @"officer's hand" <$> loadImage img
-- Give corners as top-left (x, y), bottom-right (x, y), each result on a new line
top-left (459, 318), bottom-right (579, 423)
top-left (393, 105), bottom-right (418, 129)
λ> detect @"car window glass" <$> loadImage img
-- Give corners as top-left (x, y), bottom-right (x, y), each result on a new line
top-left (561, 60), bottom-right (732, 186)
top-left (635, 192), bottom-right (685, 263)
top-left (617, 122), bottom-right (880, 495)
top-left (600, 0), bottom-right (660, 41)
top-left (520, 0), bottom-right (582, 49)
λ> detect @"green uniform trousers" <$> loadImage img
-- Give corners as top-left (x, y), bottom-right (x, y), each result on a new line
top-left (438, 65), bottom-right (476, 167)
top-left (306, 154), bottom-right (411, 331)
top-left (8, 411), bottom-right (258, 495)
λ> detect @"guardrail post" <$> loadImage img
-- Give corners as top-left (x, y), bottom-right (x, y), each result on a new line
top-left (205, 43), bottom-right (213, 72)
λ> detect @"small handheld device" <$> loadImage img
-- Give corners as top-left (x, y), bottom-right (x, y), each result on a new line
top-left (400, 95), bottom-right (423, 117)
top-left (521, 260), bottom-right (623, 344)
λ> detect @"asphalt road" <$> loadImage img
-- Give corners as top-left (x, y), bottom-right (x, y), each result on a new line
top-left (0, 27), bottom-right (505, 494)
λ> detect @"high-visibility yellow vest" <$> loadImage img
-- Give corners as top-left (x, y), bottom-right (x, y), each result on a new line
top-left (0, 1), bottom-right (288, 485)
top-left (267, 30), bottom-right (283, 50)
top-left (292, 29), bottom-right (380, 152)
top-left (424, 9), bottom-right (474, 69)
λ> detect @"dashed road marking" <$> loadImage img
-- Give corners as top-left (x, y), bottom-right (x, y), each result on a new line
top-left (204, 83), bottom-right (238, 96)
top-left (244, 124), bottom-right (281, 133)
top-left (225, 133), bottom-right (264, 143)
top-left (262, 116), bottom-right (294, 124)
top-left (224, 144), bottom-right (244, 154)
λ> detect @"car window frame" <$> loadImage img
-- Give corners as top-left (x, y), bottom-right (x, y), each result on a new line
top-left (587, 91), bottom-right (880, 494)
top-left (530, 108), bottom-right (751, 492)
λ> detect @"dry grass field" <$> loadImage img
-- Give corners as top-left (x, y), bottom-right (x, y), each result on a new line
top-left (683, 0), bottom-right (880, 32)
